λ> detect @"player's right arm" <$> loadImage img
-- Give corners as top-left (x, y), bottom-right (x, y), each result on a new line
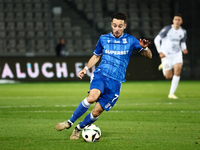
top-left (154, 25), bottom-right (171, 58)
top-left (79, 36), bottom-right (103, 79)
top-left (78, 55), bottom-right (101, 79)
top-left (154, 35), bottom-right (166, 58)
top-left (154, 35), bottom-right (161, 52)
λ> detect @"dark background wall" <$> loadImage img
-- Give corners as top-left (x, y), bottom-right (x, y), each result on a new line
top-left (0, 0), bottom-right (199, 81)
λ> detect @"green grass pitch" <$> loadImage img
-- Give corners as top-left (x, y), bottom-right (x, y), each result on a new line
top-left (0, 81), bottom-right (200, 150)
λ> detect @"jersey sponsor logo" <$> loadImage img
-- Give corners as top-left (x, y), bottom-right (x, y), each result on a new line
top-left (122, 38), bottom-right (127, 44)
top-left (105, 50), bottom-right (129, 55)
top-left (114, 40), bottom-right (120, 43)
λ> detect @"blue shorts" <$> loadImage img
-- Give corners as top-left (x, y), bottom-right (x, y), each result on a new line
top-left (89, 72), bottom-right (121, 111)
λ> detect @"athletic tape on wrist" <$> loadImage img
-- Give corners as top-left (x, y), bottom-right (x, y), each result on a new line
top-left (84, 66), bottom-right (88, 71)
top-left (143, 47), bottom-right (148, 50)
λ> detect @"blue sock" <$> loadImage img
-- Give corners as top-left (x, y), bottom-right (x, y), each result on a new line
top-left (79, 113), bottom-right (99, 129)
top-left (69, 98), bottom-right (90, 123)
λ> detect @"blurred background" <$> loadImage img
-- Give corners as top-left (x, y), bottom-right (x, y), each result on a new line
top-left (0, 0), bottom-right (199, 81)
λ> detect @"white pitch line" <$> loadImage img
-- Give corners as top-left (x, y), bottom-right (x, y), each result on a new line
top-left (109, 110), bottom-right (200, 113)
top-left (0, 96), bottom-right (67, 99)
top-left (0, 102), bottom-right (187, 109)
top-left (0, 105), bottom-right (42, 108)
top-left (3, 110), bottom-right (200, 113)
top-left (0, 105), bottom-right (79, 108)
top-left (55, 105), bottom-right (80, 107)
top-left (1, 105), bottom-right (199, 113)
top-left (117, 102), bottom-right (188, 105)
top-left (5, 110), bottom-right (74, 113)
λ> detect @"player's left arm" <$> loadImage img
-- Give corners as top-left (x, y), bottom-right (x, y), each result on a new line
top-left (181, 42), bottom-right (188, 54)
top-left (182, 49), bottom-right (188, 54)
top-left (139, 39), bottom-right (152, 59)
top-left (181, 30), bottom-right (188, 54)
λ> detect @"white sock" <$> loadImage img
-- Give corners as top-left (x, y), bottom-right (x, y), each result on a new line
top-left (82, 98), bottom-right (91, 108)
top-left (90, 112), bottom-right (99, 121)
top-left (76, 124), bottom-right (82, 130)
top-left (169, 75), bottom-right (180, 95)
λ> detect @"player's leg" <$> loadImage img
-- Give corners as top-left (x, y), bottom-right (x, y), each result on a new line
top-left (168, 53), bottom-right (183, 99)
top-left (70, 77), bottom-right (121, 140)
top-left (161, 57), bottom-right (173, 79)
top-left (173, 63), bottom-right (182, 76)
top-left (78, 102), bottom-right (104, 129)
top-left (55, 72), bottom-right (103, 131)
top-left (164, 69), bottom-right (173, 80)
top-left (69, 89), bottom-right (101, 123)
top-left (72, 77), bottom-right (121, 131)
top-left (55, 89), bottom-right (101, 131)
top-left (70, 102), bottom-right (104, 140)
top-left (161, 57), bottom-right (178, 99)
top-left (168, 63), bottom-right (182, 99)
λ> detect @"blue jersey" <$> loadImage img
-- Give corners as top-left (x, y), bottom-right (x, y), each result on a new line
top-left (93, 32), bottom-right (143, 82)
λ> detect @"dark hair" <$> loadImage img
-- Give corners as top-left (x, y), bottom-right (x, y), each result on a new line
top-left (174, 13), bottom-right (182, 18)
top-left (112, 12), bottom-right (127, 23)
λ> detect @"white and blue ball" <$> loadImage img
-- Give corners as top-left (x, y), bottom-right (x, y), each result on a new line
top-left (82, 124), bottom-right (101, 142)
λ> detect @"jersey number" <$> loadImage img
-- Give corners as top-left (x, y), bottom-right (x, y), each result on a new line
top-left (112, 94), bottom-right (119, 102)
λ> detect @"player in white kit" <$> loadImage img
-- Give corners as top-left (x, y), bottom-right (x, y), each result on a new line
top-left (154, 13), bottom-right (188, 99)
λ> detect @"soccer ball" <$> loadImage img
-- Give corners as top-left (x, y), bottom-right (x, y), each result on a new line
top-left (82, 124), bottom-right (101, 142)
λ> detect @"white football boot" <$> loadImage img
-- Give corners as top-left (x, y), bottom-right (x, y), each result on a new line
top-left (158, 63), bottom-right (163, 71)
top-left (168, 94), bottom-right (178, 99)
top-left (70, 127), bottom-right (81, 140)
top-left (55, 120), bottom-right (72, 131)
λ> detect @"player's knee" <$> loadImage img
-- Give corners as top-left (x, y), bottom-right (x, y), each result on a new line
top-left (87, 89), bottom-right (101, 104)
top-left (91, 111), bottom-right (100, 118)
top-left (87, 95), bottom-right (98, 104)
top-left (92, 108), bottom-right (103, 118)
top-left (174, 70), bottom-right (181, 76)
top-left (165, 75), bottom-right (172, 80)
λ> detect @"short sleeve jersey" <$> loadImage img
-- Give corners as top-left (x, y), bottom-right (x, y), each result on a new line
top-left (93, 32), bottom-right (143, 82)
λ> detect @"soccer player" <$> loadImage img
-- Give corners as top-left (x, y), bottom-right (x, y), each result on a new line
top-left (154, 13), bottom-right (188, 99)
top-left (55, 12), bottom-right (152, 139)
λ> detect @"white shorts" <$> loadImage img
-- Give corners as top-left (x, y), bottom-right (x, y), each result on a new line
top-left (161, 53), bottom-right (183, 73)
